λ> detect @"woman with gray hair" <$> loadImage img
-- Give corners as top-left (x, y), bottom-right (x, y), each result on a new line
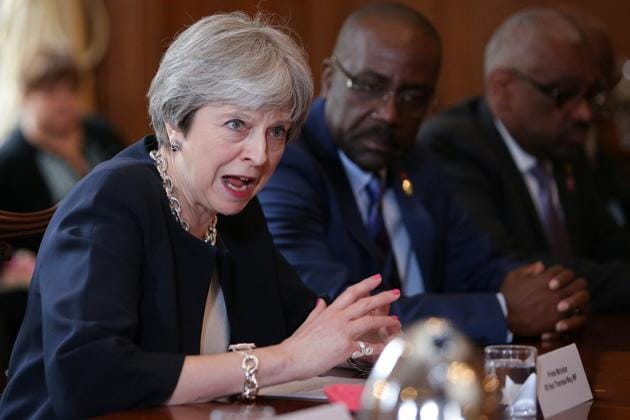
top-left (0, 12), bottom-right (401, 419)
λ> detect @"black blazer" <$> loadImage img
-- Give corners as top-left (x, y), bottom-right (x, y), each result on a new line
top-left (419, 97), bottom-right (630, 312)
top-left (0, 116), bottom-right (124, 252)
top-left (0, 116), bottom-right (124, 213)
top-left (0, 137), bottom-right (316, 419)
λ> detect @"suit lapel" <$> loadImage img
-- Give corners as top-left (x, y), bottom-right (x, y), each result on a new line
top-left (216, 200), bottom-right (289, 347)
top-left (303, 100), bottom-right (378, 262)
top-left (322, 153), bottom-right (377, 258)
top-left (390, 164), bottom-right (438, 291)
top-left (169, 222), bottom-right (217, 355)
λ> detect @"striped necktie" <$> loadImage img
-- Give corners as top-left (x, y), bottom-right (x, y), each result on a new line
top-left (365, 175), bottom-right (401, 290)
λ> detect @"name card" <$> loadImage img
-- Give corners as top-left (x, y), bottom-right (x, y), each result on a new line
top-left (537, 343), bottom-right (592, 417)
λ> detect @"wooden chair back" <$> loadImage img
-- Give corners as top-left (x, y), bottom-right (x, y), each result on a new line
top-left (0, 206), bottom-right (57, 260)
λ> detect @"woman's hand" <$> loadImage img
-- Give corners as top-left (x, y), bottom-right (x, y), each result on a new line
top-left (280, 274), bottom-right (401, 380)
top-left (168, 274), bottom-right (401, 404)
top-left (358, 302), bottom-right (401, 364)
top-left (0, 249), bottom-right (36, 289)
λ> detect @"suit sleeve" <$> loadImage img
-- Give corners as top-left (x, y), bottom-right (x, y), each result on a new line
top-left (37, 168), bottom-right (183, 418)
top-left (429, 158), bottom-right (518, 293)
top-left (394, 293), bottom-right (507, 344)
top-left (259, 146), bottom-right (353, 301)
top-left (260, 147), bottom-right (511, 344)
top-left (420, 120), bottom-right (529, 259)
top-left (567, 165), bottom-right (630, 262)
top-left (562, 168), bottom-right (630, 312)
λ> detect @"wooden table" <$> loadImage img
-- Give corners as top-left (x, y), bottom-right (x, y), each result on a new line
top-left (94, 398), bottom-right (321, 419)
top-left (553, 314), bottom-right (630, 419)
top-left (95, 315), bottom-right (630, 419)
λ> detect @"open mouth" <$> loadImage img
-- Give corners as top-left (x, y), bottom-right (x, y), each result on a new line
top-left (222, 175), bottom-right (256, 192)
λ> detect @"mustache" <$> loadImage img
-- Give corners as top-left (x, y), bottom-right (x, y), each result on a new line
top-left (347, 124), bottom-right (397, 145)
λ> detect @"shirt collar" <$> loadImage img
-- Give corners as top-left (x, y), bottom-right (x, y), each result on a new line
top-left (494, 118), bottom-right (539, 174)
top-left (338, 150), bottom-right (375, 197)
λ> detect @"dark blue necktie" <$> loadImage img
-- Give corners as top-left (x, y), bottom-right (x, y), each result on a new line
top-left (529, 163), bottom-right (572, 261)
top-left (365, 175), bottom-right (401, 290)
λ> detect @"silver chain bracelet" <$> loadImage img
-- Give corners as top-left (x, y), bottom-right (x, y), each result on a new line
top-left (347, 357), bottom-right (372, 375)
top-left (228, 343), bottom-right (259, 401)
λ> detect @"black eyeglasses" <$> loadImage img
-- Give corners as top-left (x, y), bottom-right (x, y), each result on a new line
top-left (330, 56), bottom-right (434, 118)
top-left (510, 68), bottom-right (608, 113)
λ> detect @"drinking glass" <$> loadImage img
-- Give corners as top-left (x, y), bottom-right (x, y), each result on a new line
top-left (484, 345), bottom-right (537, 418)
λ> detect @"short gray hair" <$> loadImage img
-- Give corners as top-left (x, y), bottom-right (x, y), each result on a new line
top-left (483, 7), bottom-right (584, 79)
top-left (148, 12), bottom-right (313, 145)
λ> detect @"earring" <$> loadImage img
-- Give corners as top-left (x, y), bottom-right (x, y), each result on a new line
top-left (170, 142), bottom-right (181, 152)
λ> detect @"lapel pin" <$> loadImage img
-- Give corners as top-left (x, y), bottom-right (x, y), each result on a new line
top-left (400, 171), bottom-right (413, 196)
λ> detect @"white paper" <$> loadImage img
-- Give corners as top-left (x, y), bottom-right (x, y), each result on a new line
top-left (502, 372), bottom-right (537, 414)
top-left (259, 376), bottom-right (365, 401)
top-left (275, 403), bottom-right (352, 420)
top-left (537, 343), bottom-right (593, 417)
top-left (545, 400), bottom-right (593, 420)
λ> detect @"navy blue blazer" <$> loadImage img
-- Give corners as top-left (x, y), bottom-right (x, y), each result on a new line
top-left (419, 97), bottom-right (630, 312)
top-left (0, 137), bottom-right (316, 419)
top-left (259, 98), bottom-right (516, 345)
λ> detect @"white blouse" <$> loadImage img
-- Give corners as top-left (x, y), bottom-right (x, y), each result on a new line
top-left (199, 269), bottom-right (230, 355)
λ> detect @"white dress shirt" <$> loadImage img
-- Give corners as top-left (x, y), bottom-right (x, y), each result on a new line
top-left (495, 119), bottom-right (566, 223)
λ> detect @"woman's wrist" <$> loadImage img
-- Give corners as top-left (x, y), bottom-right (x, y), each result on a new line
top-left (228, 343), bottom-right (259, 400)
top-left (246, 342), bottom-right (298, 390)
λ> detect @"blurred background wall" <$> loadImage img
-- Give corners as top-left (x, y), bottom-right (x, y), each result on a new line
top-left (2, 0), bottom-right (630, 154)
top-left (0, 0), bottom-right (109, 139)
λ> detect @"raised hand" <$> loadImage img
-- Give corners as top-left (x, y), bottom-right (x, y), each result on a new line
top-left (281, 274), bottom-right (401, 379)
top-left (0, 249), bottom-right (36, 289)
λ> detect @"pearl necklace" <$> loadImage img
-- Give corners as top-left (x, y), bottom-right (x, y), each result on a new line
top-left (150, 148), bottom-right (217, 245)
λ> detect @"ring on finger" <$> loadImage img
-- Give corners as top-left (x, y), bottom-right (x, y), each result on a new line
top-left (364, 345), bottom-right (374, 357)
top-left (351, 341), bottom-right (373, 359)
top-left (351, 341), bottom-right (366, 359)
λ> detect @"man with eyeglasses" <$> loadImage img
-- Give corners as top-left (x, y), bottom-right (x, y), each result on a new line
top-left (259, 2), bottom-right (589, 344)
top-left (419, 7), bottom-right (630, 312)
